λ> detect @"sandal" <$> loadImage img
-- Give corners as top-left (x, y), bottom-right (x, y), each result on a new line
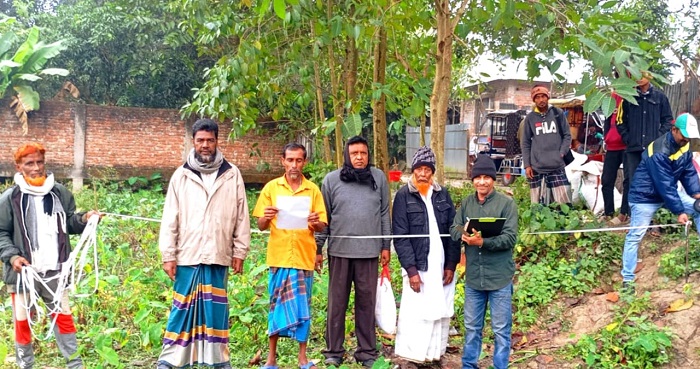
top-left (299, 362), bottom-right (317, 369)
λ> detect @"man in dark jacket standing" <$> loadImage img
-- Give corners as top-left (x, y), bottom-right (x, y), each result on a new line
top-left (521, 85), bottom-right (572, 205)
top-left (601, 91), bottom-right (629, 224)
top-left (316, 136), bottom-right (391, 367)
top-left (450, 154), bottom-right (518, 369)
top-left (617, 72), bottom-right (673, 210)
top-left (392, 146), bottom-right (460, 364)
top-left (0, 143), bottom-right (99, 369)
top-left (621, 113), bottom-right (700, 293)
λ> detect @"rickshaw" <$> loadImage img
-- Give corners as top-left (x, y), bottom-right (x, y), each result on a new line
top-left (475, 109), bottom-right (527, 185)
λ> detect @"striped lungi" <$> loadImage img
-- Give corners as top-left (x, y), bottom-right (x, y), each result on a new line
top-left (267, 267), bottom-right (313, 342)
top-left (157, 264), bottom-right (231, 368)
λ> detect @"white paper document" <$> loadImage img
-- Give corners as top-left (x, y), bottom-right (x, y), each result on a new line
top-left (276, 196), bottom-right (310, 230)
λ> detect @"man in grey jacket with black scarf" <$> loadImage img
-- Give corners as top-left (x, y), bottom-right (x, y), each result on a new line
top-left (316, 136), bottom-right (391, 367)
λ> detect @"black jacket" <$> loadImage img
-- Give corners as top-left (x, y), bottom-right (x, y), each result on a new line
top-left (392, 182), bottom-right (460, 277)
top-left (618, 84), bottom-right (673, 152)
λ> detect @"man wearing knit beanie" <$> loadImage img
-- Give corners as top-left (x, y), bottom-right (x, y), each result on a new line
top-left (411, 146), bottom-right (437, 173)
top-left (521, 85), bottom-right (572, 205)
top-left (470, 153), bottom-right (497, 181)
top-left (392, 145), bottom-right (459, 363)
top-left (450, 153), bottom-right (518, 369)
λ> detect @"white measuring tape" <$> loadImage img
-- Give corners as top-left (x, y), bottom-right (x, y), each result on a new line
top-left (17, 214), bottom-right (100, 340)
top-left (99, 212), bottom-right (693, 238)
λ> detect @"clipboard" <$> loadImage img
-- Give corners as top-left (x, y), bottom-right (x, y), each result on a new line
top-left (461, 217), bottom-right (506, 238)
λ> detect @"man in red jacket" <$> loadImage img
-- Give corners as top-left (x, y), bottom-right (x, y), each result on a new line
top-left (601, 92), bottom-right (628, 224)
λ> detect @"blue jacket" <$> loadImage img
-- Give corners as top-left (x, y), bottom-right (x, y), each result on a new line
top-left (618, 85), bottom-right (673, 152)
top-left (392, 181), bottom-right (460, 278)
top-left (629, 132), bottom-right (700, 214)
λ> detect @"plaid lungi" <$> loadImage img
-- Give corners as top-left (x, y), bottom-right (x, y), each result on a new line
top-left (528, 168), bottom-right (571, 205)
top-left (267, 267), bottom-right (313, 342)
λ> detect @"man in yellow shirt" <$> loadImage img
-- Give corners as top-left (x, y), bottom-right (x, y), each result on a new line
top-left (253, 143), bottom-right (327, 369)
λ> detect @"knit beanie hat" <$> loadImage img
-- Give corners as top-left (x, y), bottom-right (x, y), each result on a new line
top-left (531, 85), bottom-right (550, 101)
top-left (411, 146), bottom-right (436, 173)
top-left (471, 154), bottom-right (497, 180)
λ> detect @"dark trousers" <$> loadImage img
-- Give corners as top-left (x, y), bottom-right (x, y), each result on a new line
top-left (323, 256), bottom-right (379, 363)
top-left (602, 149), bottom-right (629, 216)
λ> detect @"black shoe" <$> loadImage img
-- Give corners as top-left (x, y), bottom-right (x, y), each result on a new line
top-left (324, 357), bottom-right (342, 366)
top-left (361, 359), bottom-right (376, 368)
top-left (622, 281), bottom-right (635, 295)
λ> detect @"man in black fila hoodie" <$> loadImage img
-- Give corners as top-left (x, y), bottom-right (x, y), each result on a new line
top-left (521, 85), bottom-right (572, 205)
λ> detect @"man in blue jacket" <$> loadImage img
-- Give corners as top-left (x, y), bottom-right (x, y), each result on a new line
top-left (622, 113), bottom-right (700, 293)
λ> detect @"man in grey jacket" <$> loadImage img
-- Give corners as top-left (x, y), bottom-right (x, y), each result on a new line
top-left (316, 136), bottom-right (391, 367)
top-left (0, 142), bottom-right (99, 369)
top-left (521, 85), bottom-right (572, 205)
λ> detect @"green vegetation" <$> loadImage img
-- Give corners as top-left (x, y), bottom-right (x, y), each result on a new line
top-left (0, 175), bottom-right (688, 367)
top-left (570, 296), bottom-right (673, 368)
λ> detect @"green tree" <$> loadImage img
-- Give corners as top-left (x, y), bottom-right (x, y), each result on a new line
top-left (0, 18), bottom-right (67, 133)
top-left (33, 0), bottom-right (208, 108)
top-left (178, 0), bottom-right (675, 182)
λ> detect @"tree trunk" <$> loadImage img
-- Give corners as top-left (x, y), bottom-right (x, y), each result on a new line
top-left (312, 19), bottom-right (332, 163)
top-left (343, 23), bottom-right (359, 116)
top-left (430, 0), bottom-right (453, 183)
top-left (430, 0), bottom-right (470, 183)
top-left (372, 26), bottom-right (389, 175)
top-left (327, 0), bottom-right (344, 167)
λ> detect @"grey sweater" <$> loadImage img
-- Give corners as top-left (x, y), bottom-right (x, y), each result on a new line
top-left (315, 167), bottom-right (391, 258)
top-left (521, 106), bottom-right (571, 174)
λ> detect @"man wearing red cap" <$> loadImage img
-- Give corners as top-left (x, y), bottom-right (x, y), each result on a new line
top-left (0, 142), bottom-right (100, 369)
top-left (521, 85), bottom-right (572, 205)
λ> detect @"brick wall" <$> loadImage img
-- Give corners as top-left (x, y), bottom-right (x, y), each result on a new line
top-left (0, 100), bottom-right (283, 184)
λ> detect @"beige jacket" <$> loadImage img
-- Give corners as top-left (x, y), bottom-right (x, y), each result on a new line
top-left (159, 161), bottom-right (251, 265)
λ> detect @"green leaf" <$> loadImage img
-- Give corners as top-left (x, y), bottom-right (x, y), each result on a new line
top-left (12, 85), bottom-right (40, 111)
top-left (342, 113), bottom-right (363, 138)
top-left (15, 74), bottom-right (41, 81)
top-left (96, 346), bottom-right (120, 365)
top-left (0, 340), bottom-right (7, 365)
top-left (273, 0), bottom-right (286, 19)
top-left (133, 307), bottom-right (152, 324)
top-left (40, 68), bottom-right (69, 76)
top-left (12, 27), bottom-right (39, 64)
top-left (0, 31), bottom-right (18, 59)
top-left (600, 95), bottom-right (616, 118)
top-left (576, 74), bottom-right (596, 96)
top-left (583, 89), bottom-right (604, 113)
top-left (576, 35), bottom-right (603, 55)
top-left (0, 60), bottom-right (21, 69)
top-left (612, 49), bottom-right (630, 64)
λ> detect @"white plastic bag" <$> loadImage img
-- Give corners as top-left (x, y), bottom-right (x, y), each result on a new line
top-left (375, 265), bottom-right (396, 334)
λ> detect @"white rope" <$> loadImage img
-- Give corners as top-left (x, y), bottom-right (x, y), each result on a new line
top-left (16, 267), bottom-right (63, 340)
top-left (99, 210), bottom-right (691, 238)
top-left (16, 214), bottom-right (101, 340)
